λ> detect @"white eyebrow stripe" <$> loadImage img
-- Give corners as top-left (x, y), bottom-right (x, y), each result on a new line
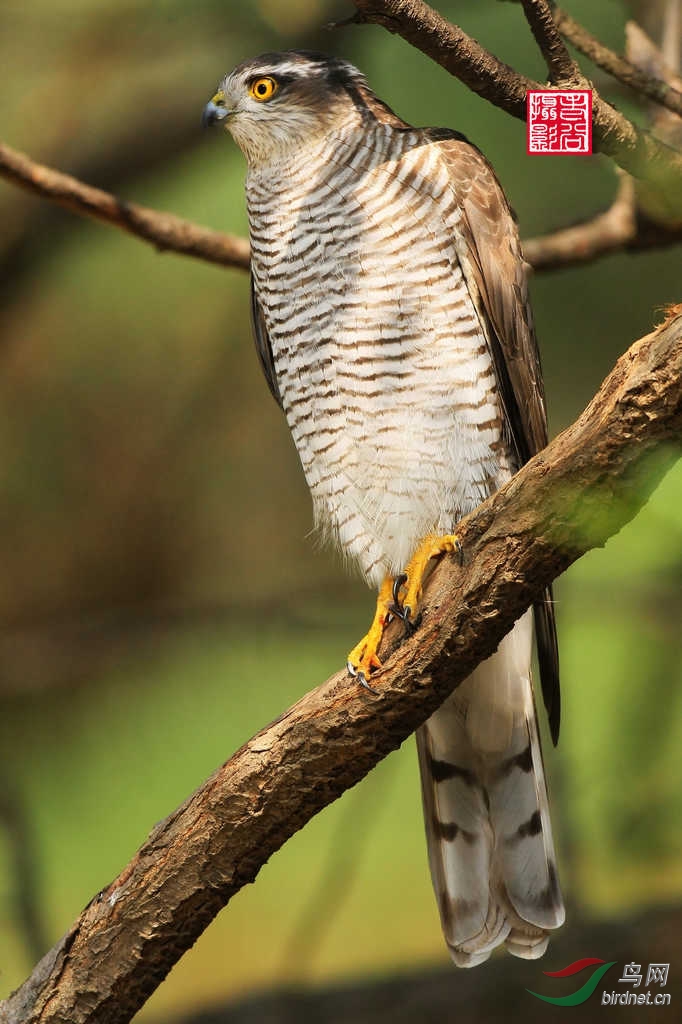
top-left (232, 59), bottom-right (366, 85)
top-left (264, 61), bottom-right (319, 78)
top-left (237, 61), bottom-right (325, 80)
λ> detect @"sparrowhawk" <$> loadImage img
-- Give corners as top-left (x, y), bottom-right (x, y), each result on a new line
top-left (204, 50), bottom-right (564, 967)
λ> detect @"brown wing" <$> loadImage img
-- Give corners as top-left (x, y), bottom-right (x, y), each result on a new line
top-left (429, 129), bottom-right (547, 462)
top-left (431, 129), bottom-right (560, 743)
top-left (250, 276), bottom-right (282, 408)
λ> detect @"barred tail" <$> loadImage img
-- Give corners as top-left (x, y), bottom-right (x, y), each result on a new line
top-left (417, 609), bottom-right (565, 967)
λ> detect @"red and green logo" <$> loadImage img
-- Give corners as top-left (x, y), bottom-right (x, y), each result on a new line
top-left (527, 958), bottom-right (617, 1006)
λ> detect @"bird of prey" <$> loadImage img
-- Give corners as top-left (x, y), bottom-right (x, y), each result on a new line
top-left (204, 50), bottom-right (564, 967)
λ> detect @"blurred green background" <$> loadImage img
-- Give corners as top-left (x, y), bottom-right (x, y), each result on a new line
top-left (0, 0), bottom-right (681, 1019)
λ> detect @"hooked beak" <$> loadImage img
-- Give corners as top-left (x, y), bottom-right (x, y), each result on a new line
top-left (202, 91), bottom-right (230, 128)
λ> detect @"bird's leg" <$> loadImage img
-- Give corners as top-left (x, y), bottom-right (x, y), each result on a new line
top-left (391, 533), bottom-right (462, 632)
top-left (347, 574), bottom-right (395, 688)
top-left (347, 535), bottom-right (461, 686)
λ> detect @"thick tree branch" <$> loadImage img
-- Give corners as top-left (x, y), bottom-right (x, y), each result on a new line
top-left (0, 142), bottom-right (250, 271)
top-left (1, 309), bottom-right (681, 1024)
top-left (349, 0), bottom-right (682, 210)
top-left (554, 7), bottom-right (682, 117)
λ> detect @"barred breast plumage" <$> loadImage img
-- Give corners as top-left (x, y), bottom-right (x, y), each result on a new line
top-left (248, 116), bottom-right (511, 584)
top-left (206, 50), bottom-right (564, 968)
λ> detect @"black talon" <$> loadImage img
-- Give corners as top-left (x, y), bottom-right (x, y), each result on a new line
top-left (389, 574), bottom-right (409, 619)
top-left (347, 660), bottom-right (379, 695)
top-left (392, 573), bottom-right (407, 606)
top-left (357, 672), bottom-right (380, 695)
top-left (402, 610), bottom-right (422, 637)
top-left (455, 538), bottom-right (464, 566)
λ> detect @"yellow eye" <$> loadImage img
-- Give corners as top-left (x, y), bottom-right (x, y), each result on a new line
top-left (249, 76), bottom-right (278, 102)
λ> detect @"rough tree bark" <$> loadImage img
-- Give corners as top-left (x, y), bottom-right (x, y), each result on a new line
top-left (1, 308), bottom-right (680, 1024)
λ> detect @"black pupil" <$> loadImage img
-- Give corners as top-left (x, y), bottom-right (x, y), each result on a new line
top-left (257, 82), bottom-right (267, 94)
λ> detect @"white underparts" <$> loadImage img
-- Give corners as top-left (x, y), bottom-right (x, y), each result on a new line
top-left (248, 119), bottom-right (511, 586)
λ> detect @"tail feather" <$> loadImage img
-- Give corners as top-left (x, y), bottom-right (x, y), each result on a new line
top-left (417, 609), bottom-right (564, 967)
top-left (490, 693), bottom-right (564, 931)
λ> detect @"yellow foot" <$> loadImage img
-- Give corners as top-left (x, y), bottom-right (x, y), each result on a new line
top-left (347, 574), bottom-right (395, 689)
top-left (393, 533), bottom-right (461, 625)
top-left (347, 535), bottom-right (461, 689)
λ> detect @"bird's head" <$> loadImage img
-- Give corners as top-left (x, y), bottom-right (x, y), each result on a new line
top-left (202, 51), bottom-right (368, 165)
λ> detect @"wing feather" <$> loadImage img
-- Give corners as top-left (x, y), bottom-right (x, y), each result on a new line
top-left (250, 276), bottom-right (282, 408)
top-left (430, 131), bottom-right (560, 741)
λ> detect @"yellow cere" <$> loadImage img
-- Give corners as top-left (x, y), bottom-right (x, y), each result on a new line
top-left (249, 76), bottom-right (278, 102)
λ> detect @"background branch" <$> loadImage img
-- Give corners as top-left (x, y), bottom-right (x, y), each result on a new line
top-left (0, 142), bottom-right (250, 271)
top-left (346, 0), bottom-right (534, 115)
top-left (626, 18), bottom-right (682, 226)
top-left (520, 0), bottom-right (581, 85)
top-left (2, 308), bottom-right (681, 1024)
top-left (4, 1), bottom-right (682, 279)
top-left (522, 174), bottom-right (636, 270)
top-left (3, 131), bottom-right (681, 281)
top-left (349, 0), bottom-right (682, 208)
top-left (522, 173), bottom-right (682, 269)
top-left (554, 6), bottom-right (682, 117)
top-left (662, 0), bottom-right (681, 72)
top-left (524, 10), bottom-right (682, 270)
